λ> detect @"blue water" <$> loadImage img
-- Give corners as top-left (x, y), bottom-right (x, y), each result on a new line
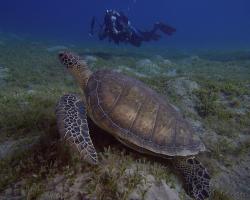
top-left (1, 0), bottom-right (250, 49)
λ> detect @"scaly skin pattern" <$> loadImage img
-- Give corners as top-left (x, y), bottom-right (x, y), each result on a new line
top-left (173, 157), bottom-right (210, 200)
top-left (56, 93), bottom-right (98, 164)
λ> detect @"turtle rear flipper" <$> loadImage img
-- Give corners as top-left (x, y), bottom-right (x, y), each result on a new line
top-left (55, 94), bottom-right (98, 164)
top-left (173, 157), bottom-right (210, 200)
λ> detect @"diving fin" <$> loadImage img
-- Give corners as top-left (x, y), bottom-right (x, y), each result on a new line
top-left (89, 16), bottom-right (96, 36)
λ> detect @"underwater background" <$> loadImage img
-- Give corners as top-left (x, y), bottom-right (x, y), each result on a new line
top-left (1, 0), bottom-right (250, 49)
top-left (0, 0), bottom-right (250, 200)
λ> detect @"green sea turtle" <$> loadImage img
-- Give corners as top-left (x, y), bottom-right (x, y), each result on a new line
top-left (55, 51), bottom-right (210, 200)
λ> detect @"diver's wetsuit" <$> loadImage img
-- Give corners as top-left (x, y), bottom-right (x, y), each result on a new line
top-left (90, 9), bottom-right (176, 47)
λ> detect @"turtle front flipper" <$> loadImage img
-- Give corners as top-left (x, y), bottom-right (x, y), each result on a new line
top-left (55, 94), bottom-right (98, 164)
top-left (172, 157), bottom-right (210, 200)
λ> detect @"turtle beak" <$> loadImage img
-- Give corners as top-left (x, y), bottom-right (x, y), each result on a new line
top-left (58, 52), bottom-right (64, 59)
top-left (58, 51), bottom-right (66, 64)
top-left (58, 51), bottom-right (70, 68)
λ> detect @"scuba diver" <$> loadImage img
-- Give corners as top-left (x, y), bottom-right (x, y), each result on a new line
top-left (90, 9), bottom-right (176, 47)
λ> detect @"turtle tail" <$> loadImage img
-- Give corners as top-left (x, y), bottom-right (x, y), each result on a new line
top-left (172, 156), bottom-right (210, 200)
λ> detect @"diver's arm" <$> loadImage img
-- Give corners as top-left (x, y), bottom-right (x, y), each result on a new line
top-left (89, 16), bottom-right (105, 37)
top-left (98, 25), bottom-right (108, 40)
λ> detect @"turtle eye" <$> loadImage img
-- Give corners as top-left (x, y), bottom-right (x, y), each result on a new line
top-left (68, 61), bottom-right (74, 67)
top-left (58, 52), bottom-right (64, 58)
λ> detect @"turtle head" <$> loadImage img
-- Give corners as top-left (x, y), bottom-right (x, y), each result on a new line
top-left (58, 51), bottom-right (82, 70)
top-left (58, 51), bottom-right (92, 89)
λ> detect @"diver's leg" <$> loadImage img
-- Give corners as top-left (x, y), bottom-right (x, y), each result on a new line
top-left (129, 34), bottom-right (142, 46)
top-left (154, 22), bottom-right (176, 35)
